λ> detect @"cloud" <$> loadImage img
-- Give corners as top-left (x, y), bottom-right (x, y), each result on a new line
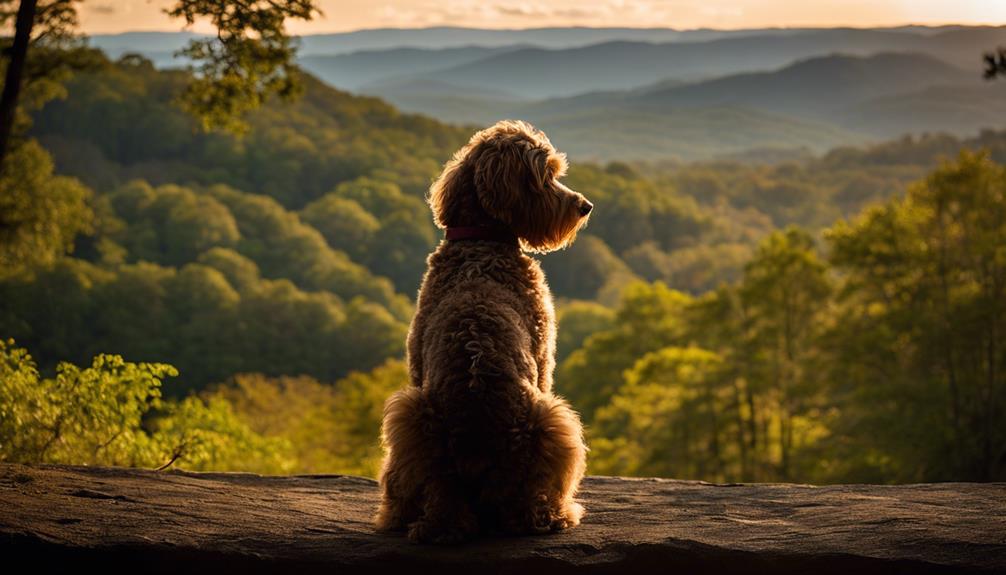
top-left (367, 0), bottom-right (751, 29)
top-left (376, 1), bottom-right (497, 26)
top-left (552, 7), bottom-right (608, 18)
top-left (90, 3), bottom-right (117, 15)
top-left (493, 3), bottom-right (612, 20)
top-left (495, 5), bottom-right (550, 18)
top-left (699, 5), bottom-right (745, 19)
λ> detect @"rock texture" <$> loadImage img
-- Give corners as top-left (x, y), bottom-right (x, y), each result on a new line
top-left (1, 463), bottom-right (1003, 574)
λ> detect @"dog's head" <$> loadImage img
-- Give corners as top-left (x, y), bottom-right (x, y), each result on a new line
top-left (428, 120), bottom-right (592, 253)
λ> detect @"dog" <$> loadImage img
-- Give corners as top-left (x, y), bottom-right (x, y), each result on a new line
top-left (374, 120), bottom-right (592, 544)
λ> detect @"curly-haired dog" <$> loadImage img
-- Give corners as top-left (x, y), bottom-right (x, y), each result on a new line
top-left (374, 120), bottom-right (592, 544)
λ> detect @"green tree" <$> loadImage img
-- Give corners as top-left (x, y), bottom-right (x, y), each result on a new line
top-left (0, 0), bottom-right (96, 271)
top-left (0, 337), bottom-right (173, 466)
top-left (555, 301), bottom-right (615, 364)
top-left (592, 346), bottom-right (728, 479)
top-left (826, 150), bottom-right (1006, 481)
top-left (107, 180), bottom-right (240, 266)
top-left (558, 282), bottom-right (692, 420)
top-left (0, 0), bottom-right (89, 171)
top-left (168, 0), bottom-right (320, 133)
top-left (197, 246), bottom-right (261, 292)
top-left (543, 235), bottom-right (638, 304)
top-left (328, 177), bottom-right (436, 293)
top-left (151, 394), bottom-right (293, 473)
top-left (207, 183), bottom-right (410, 318)
top-left (0, 338), bottom-right (291, 472)
top-left (0, 0), bottom-right (322, 280)
top-left (737, 227), bottom-right (831, 480)
top-left (2, 0), bottom-right (321, 162)
top-left (209, 359), bottom-right (408, 476)
top-left (300, 194), bottom-right (380, 263)
top-left (0, 139), bottom-right (91, 273)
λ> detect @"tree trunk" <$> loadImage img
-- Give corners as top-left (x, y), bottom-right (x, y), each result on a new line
top-left (0, 0), bottom-right (38, 174)
top-left (934, 208), bottom-right (964, 470)
top-left (705, 383), bottom-right (722, 480)
top-left (732, 379), bottom-right (750, 481)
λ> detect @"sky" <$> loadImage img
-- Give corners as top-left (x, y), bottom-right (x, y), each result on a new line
top-left (81, 0), bottom-right (1006, 35)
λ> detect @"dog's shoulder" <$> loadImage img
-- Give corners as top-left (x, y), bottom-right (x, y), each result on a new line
top-left (424, 242), bottom-right (543, 289)
top-left (415, 242), bottom-right (550, 323)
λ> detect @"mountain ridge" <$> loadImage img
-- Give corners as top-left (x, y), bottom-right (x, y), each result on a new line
top-left (404, 28), bottom-right (1000, 98)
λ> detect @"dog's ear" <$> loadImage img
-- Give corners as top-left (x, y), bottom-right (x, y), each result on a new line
top-left (474, 140), bottom-right (551, 224)
top-left (427, 149), bottom-right (473, 229)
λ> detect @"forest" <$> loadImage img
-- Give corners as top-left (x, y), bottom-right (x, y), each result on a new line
top-left (1, 48), bottom-right (1004, 483)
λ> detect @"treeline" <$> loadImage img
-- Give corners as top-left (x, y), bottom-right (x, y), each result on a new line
top-left (0, 178), bottom-right (420, 394)
top-left (558, 151), bottom-right (1005, 483)
top-left (546, 129), bottom-right (1006, 300)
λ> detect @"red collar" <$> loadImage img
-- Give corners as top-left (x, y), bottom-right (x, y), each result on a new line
top-left (445, 226), bottom-right (519, 246)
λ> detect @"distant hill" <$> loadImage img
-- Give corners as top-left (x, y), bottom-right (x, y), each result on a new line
top-left (93, 26), bottom-right (1005, 96)
top-left (626, 53), bottom-right (977, 117)
top-left (366, 83), bottom-right (867, 161)
top-left (87, 26), bottom-right (1006, 162)
top-left (403, 28), bottom-right (1003, 99)
top-left (840, 83), bottom-right (1006, 137)
top-left (292, 26), bottom-right (794, 53)
top-left (89, 26), bottom-right (805, 59)
top-left (360, 77), bottom-right (523, 122)
top-left (88, 31), bottom-right (204, 59)
top-left (364, 51), bottom-right (1006, 161)
top-left (619, 52), bottom-right (1005, 141)
top-left (531, 106), bottom-right (868, 161)
top-left (299, 46), bottom-right (522, 91)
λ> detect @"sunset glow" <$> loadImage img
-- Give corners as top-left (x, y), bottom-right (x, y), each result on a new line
top-left (81, 0), bottom-right (1006, 35)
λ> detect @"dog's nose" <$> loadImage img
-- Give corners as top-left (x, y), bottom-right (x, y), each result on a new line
top-left (579, 201), bottom-right (593, 216)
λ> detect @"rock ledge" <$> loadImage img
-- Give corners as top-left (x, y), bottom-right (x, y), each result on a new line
top-left (1, 463), bottom-right (1003, 574)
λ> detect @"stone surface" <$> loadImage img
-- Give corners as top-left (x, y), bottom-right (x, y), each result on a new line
top-left (1, 463), bottom-right (1003, 573)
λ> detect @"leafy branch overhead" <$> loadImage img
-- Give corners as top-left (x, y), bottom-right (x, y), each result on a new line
top-left (984, 47), bottom-right (1006, 80)
top-left (0, 0), bottom-right (320, 269)
top-left (166, 0), bottom-right (320, 134)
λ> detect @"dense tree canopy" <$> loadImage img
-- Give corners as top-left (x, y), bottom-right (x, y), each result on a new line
top-left (563, 151), bottom-right (1006, 483)
top-left (824, 150), bottom-right (1006, 481)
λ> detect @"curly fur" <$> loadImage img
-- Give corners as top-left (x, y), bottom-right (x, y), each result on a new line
top-left (375, 120), bottom-right (591, 544)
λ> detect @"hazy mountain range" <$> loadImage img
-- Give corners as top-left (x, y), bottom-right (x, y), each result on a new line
top-left (409, 52), bottom-right (1003, 161)
top-left (89, 26), bottom-right (1006, 161)
top-left (92, 26), bottom-right (955, 58)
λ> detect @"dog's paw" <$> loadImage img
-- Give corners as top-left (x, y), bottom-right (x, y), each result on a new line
top-left (550, 501), bottom-right (584, 531)
top-left (374, 517), bottom-right (408, 534)
top-left (374, 503), bottom-right (408, 533)
top-left (407, 520), bottom-right (474, 545)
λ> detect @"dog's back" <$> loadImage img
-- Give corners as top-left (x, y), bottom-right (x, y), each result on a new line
top-left (375, 239), bottom-right (586, 542)
top-left (375, 120), bottom-right (589, 543)
top-left (412, 240), bottom-right (553, 472)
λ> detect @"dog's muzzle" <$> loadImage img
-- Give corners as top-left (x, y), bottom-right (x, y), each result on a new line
top-left (579, 201), bottom-right (593, 216)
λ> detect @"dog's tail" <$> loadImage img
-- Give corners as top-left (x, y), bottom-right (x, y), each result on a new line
top-left (519, 392), bottom-right (587, 532)
top-left (375, 386), bottom-right (430, 532)
top-left (526, 393), bottom-right (588, 499)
